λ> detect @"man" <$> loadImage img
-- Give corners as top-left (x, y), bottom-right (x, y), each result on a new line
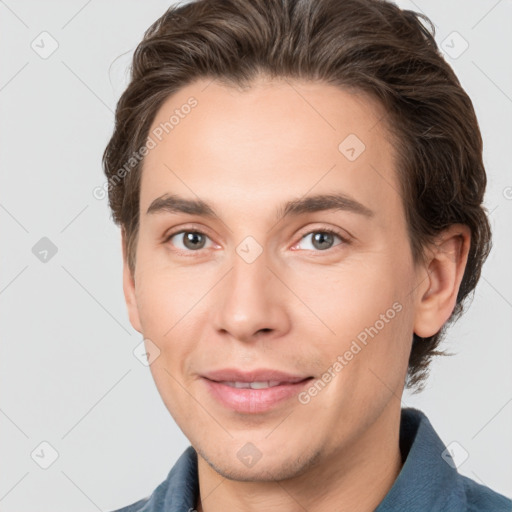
top-left (103, 0), bottom-right (511, 510)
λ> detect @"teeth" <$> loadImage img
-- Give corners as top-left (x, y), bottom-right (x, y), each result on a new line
top-left (222, 381), bottom-right (282, 389)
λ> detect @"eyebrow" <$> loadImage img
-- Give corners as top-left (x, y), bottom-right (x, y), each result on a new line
top-left (146, 192), bottom-right (375, 220)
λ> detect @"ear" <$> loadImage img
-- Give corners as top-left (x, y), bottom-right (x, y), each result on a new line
top-left (121, 228), bottom-right (143, 334)
top-left (413, 224), bottom-right (471, 338)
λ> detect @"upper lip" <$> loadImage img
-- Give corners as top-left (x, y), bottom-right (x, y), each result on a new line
top-left (202, 368), bottom-right (312, 384)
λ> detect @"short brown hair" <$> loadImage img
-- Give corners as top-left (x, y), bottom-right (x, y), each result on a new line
top-left (102, 0), bottom-right (492, 390)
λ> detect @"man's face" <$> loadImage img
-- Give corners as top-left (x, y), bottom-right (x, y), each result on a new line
top-left (124, 78), bottom-right (423, 480)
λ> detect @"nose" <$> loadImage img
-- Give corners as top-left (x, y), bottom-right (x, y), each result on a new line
top-left (211, 248), bottom-right (291, 344)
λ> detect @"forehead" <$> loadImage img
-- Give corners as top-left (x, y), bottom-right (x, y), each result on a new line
top-left (140, 78), bottom-right (402, 225)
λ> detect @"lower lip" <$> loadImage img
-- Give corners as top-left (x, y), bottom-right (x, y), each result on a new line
top-left (202, 378), bottom-right (313, 414)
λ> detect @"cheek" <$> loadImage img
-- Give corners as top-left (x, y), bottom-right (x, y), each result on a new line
top-left (133, 257), bottom-right (199, 333)
top-left (312, 301), bottom-right (412, 427)
top-left (133, 263), bottom-right (207, 369)
top-left (298, 257), bottom-right (414, 383)
top-left (134, 276), bottom-right (169, 335)
top-left (289, 258), bottom-right (405, 336)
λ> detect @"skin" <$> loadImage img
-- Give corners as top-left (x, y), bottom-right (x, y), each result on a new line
top-left (121, 77), bottom-right (470, 512)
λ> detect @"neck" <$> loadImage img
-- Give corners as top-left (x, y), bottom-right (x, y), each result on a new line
top-left (195, 405), bottom-right (403, 512)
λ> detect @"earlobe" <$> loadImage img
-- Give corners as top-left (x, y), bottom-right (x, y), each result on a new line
top-left (413, 224), bottom-right (471, 338)
top-left (121, 228), bottom-right (143, 334)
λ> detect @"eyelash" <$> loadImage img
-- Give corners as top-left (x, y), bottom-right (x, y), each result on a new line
top-left (163, 226), bottom-right (349, 256)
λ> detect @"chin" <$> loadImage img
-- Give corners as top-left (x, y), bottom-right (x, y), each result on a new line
top-left (196, 441), bottom-right (323, 483)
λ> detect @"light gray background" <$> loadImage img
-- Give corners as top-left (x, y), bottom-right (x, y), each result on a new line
top-left (0, 1), bottom-right (511, 510)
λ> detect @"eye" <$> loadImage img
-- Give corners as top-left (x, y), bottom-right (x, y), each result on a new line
top-left (165, 230), bottom-right (214, 252)
top-left (164, 227), bottom-right (348, 254)
top-left (292, 228), bottom-right (347, 252)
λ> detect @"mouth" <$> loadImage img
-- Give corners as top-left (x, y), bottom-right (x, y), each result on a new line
top-left (201, 372), bottom-right (314, 414)
top-left (215, 380), bottom-right (304, 389)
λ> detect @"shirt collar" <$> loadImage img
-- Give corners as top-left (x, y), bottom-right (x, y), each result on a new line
top-left (375, 407), bottom-right (467, 511)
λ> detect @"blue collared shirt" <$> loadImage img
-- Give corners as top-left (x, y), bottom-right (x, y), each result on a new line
top-left (111, 408), bottom-right (511, 511)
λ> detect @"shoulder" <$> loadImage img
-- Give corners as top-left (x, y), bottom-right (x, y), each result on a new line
top-left (377, 408), bottom-right (511, 512)
top-left (460, 474), bottom-right (512, 512)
